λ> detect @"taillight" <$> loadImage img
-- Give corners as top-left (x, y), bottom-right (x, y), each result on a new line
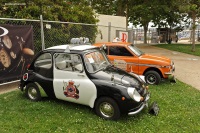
top-left (27, 64), bottom-right (30, 69)
top-left (23, 73), bottom-right (28, 81)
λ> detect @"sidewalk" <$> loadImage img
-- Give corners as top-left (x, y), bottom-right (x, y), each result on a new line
top-left (0, 81), bottom-right (19, 94)
top-left (136, 44), bottom-right (200, 91)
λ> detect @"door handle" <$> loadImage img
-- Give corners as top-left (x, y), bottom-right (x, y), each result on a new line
top-left (77, 74), bottom-right (85, 77)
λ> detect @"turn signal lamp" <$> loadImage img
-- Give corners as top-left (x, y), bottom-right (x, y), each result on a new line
top-left (27, 64), bottom-right (30, 69)
top-left (146, 86), bottom-right (149, 90)
top-left (121, 97), bottom-right (125, 101)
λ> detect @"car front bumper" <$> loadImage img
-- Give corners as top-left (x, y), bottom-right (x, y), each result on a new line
top-left (128, 92), bottom-right (150, 116)
top-left (164, 63), bottom-right (176, 83)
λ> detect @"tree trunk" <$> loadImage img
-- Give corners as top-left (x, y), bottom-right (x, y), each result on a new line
top-left (191, 11), bottom-right (196, 52)
top-left (143, 23), bottom-right (148, 44)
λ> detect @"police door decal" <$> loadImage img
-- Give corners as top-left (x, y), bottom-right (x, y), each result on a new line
top-left (63, 80), bottom-right (80, 99)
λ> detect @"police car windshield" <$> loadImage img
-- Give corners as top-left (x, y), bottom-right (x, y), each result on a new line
top-left (84, 50), bottom-right (110, 73)
top-left (128, 44), bottom-right (144, 56)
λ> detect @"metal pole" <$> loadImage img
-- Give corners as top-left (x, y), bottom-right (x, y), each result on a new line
top-left (40, 15), bottom-right (45, 50)
top-left (126, 2), bottom-right (128, 31)
top-left (198, 28), bottom-right (199, 42)
top-left (108, 22), bottom-right (111, 42)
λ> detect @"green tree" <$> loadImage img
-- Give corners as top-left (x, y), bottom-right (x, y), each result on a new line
top-left (128, 0), bottom-right (155, 44)
top-left (177, 0), bottom-right (200, 52)
top-left (0, 0), bottom-right (98, 23)
top-left (151, 1), bottom-right (185, 43)
top-left (0, 0), bottom-right (98, 51)
top-left (128, 0), bottom-right (185, 44)
top-left (89, 0), bottom-right (127, 16)
top-left (90, 0), bottom-right (187, 44)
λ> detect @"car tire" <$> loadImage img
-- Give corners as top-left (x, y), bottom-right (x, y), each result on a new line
top-left (95, 97), bottom-right (120, 120)
top-left (25, 83), bottom-right (41, 101)
top-left (145, 70), bottom-right (161, 85)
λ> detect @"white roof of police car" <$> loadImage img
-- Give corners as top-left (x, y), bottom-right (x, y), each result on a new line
top-left (46, 44), bottom-right (96, 51)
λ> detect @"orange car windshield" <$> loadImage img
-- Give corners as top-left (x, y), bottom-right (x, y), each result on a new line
top-left (128, 44), bottom-right (144, 56)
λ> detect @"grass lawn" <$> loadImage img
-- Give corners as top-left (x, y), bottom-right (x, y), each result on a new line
top-left (155, 44), bottom-right (200, 56)
top-left (0, 80), bottom-right (200, 133)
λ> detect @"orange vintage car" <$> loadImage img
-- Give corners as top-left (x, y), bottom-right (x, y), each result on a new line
top-left (93, 42), bottom-right (175, 85)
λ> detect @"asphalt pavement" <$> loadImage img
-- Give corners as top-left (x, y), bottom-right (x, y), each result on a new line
top-left (137, 44), bottom-right (200, 91)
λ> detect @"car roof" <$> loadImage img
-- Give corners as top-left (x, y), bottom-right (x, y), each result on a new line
top-left (46, 44), bottom-right (97, 51)
top-left (93, 42), bottom-right (132, 47)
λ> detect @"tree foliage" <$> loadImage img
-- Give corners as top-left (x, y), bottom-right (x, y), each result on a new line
top-left (176, 0), bottom-right (200, 52)
top-left (0, 0), bottom-right (99, 51)
top-left (2, 0), bottom-right (200, 52)
top-left (91, 0), bottom-right (186, 44)
top-left (0, 0), bottom-right (98, 23)
top-left (128, 0), bottom-right (155, 44)
top-left (128, 0), bottom-right (186, 44)
top-left (90, 0), bottom-right (127, 16)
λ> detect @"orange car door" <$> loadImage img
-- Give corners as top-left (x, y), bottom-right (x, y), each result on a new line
top-left (107, 46), bottom-right (139, 74)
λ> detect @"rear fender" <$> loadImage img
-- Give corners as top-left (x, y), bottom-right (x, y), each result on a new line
top-left (34, 82), bottom-right (48, 97)
top-left (22, 82), bottom-right (48, 97)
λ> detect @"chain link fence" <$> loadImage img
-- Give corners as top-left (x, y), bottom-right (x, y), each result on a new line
top-left (1, 17), bottom-right (200, 55)
top-left (42, 20), bottom-right (98, 51)
top-left (0, 17), bottom-right (100, 54)
top-left (3, 17), bottom-right (198, 56)
top-left (1, 16), bottom-right (198, 85)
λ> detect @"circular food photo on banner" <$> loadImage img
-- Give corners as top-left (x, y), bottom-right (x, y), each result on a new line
top-left (0, 48), bottom-right (11, 68)
top-left (22, 48), bottom-right (34, 56)
top-left (2, 35), bottom-right (12, 49)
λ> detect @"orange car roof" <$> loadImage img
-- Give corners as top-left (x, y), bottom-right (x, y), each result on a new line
top-left (93, 42), bottom-right (132, 47)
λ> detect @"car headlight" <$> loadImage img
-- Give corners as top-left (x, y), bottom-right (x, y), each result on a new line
top-left (127, 87), bottom-right (142, 102)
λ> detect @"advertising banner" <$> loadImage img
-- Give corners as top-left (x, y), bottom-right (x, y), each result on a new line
top-left (0, 24), bottom-right (34, 83)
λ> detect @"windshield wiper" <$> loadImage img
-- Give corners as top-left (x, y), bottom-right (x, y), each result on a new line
top-left (103, 64), bottom-right (113, 70)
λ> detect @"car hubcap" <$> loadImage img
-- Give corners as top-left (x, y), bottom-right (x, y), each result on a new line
top-left (99, 102), bottom-right (114, 118)
top-left (28, 87), bottom-right (37, 99)
top-left (147, 74), bottom-right (156, 84)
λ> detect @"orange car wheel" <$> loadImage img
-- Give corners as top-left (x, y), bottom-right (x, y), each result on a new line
top-left (145, 70), bottom-right (161, 85)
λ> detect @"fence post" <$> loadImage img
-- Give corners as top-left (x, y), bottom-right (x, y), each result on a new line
top-left (108, 22), bottom-right (111, 42)
top-left (40, 15), bottom-right (45, 50)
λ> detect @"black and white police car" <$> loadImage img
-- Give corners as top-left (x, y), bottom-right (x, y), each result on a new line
top-left (19, 38), bottom-right (158, 120)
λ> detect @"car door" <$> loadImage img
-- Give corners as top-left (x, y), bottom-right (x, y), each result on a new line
top-left (53, 53), bottom-right (97, 108)
top-left (107, 46), bottom-right (139, 74)
top-left (33, 52), bottom-right (53, 79)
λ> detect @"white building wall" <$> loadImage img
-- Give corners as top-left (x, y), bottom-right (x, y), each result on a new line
top-left (96, 14), bottom-right (126, 42)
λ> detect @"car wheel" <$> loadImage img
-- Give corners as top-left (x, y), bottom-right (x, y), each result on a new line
top-left (25, 83), bottom-right (41, 101)
top-left (145, 70), bottom-right (161, 85)
top-left (95, 97), bottom-right (120, 120)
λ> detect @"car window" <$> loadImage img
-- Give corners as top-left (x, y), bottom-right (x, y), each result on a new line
top-left (128, 44), bottom-right (144, 56)
top-left (84, 50), bottom-right (110, 73)
top-left (109, 46), bottom-right (132, 56)
top-left (34, 53), bottom-right (52, 69)
top-left (54, 53), bottom-right (83, 72)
